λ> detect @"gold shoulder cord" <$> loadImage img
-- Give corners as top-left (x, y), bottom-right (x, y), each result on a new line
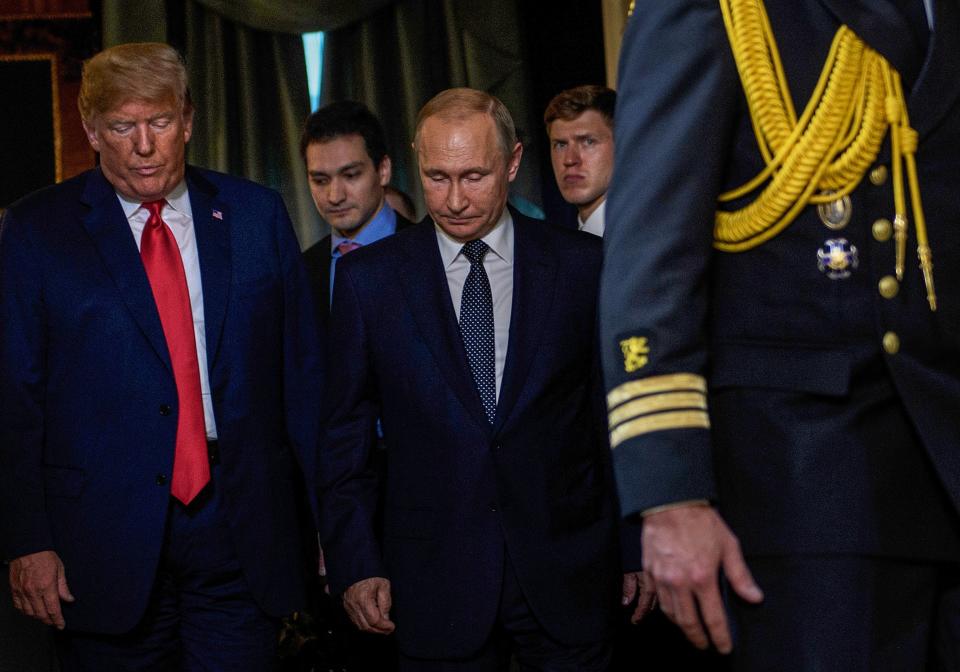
top-left (715, 0), bottom-right (936, 310)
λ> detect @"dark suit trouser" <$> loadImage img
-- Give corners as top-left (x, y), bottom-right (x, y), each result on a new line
top-left (55, 464), bottom-right (278, 672)
top-left (729, 556), bottom-right (960, 672)
top-left (398, 548), bottom-right (612, 672)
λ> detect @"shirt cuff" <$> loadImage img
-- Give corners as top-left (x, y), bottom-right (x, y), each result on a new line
top-left (641, 499), bottom-right (711, 517)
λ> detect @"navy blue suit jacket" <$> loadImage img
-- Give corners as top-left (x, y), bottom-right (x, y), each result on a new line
top-left (318, 212), bottom-right (621, 659)
top-left (0, 166), bottom-right (323, 633)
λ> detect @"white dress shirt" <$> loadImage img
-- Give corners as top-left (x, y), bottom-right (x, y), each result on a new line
top-left (118, 182), bottom-right (218, 439)
top-left (578, 199), bottom-right (606, 237)
top-left (435, 209), bottom-right (514, 400)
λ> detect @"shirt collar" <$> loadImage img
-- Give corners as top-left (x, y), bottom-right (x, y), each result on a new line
top-left (330, 202), bottom-right (397, 257)
top-left (435, 207), bottom-right (514, 271)
top-left (578, 198), bottom-right (606, 234)
top-left (117, 180), bottom-right (191, 221)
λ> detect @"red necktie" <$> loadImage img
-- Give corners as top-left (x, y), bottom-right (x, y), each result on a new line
top-left (140, 200), bottom-right (209, 505)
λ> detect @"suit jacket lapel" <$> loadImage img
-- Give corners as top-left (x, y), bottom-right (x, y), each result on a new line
top-left (815, 0), bottom-right (925, 82)
top-left (397, 221), bottom-right (491, 430)
top-left (80, 168), bottom-right (172, 372)
top-left (815, 0), bottom-right (960, 139)
top-left (906, 0), bottom-right (960, 139)
top-left (492, 211), bottom-right (556, 436)
top-left (319, 243), bottom-right (332, 325)
top-left (186, 167), bottom-right (232, 370)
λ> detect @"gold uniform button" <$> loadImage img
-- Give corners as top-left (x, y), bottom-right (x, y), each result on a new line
top-left (869, 165), bottom-right (888, 186)
top-left (872, 218), bottom-right (893, 242)
top-left (878, 275), bottom-right (899, 299)
top-left (882, 331), bottom-right (900, 355)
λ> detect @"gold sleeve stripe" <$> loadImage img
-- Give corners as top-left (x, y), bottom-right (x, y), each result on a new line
top-left (608, 391), bottom-right (707, 430)
top-left (607, 373), bottom-right (707, 409)
top-left (609, 410), bottom-right (710, 449)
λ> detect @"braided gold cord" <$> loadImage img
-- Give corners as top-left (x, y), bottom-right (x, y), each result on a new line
top-left (714, 0), bottom-right (936, 309)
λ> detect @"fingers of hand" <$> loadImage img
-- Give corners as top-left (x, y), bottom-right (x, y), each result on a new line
top-left (698, 585), bottom-right (733, 654)
top-left (722, 537), bottom-right (763, 604)
top-left (631, 583), bottom-right (657, 623)
top-left (343, 584), bottom-right (374, 632)
top-left (344, 598), bottom-right (372, 632)
top-left (649, 560), bottom-right (718, 650)
top-left (15, 575), bottom-right (61, 626)
top-left (630, 595), bottom-right (655, 624)
top-left (373, 584), bottom-right (396, 634)
top-left (376, 581), bottom-right (393, 614)
top-left (57, 572), bottom-right (75, 603)
top-left (348, 582), bottom-right (393, 635)
top-left (40, 591), bottom-right (65, 629)
top-left (360, 597), bottom-right (393, 634)
top-left (671, 591), bottom-right (711, 650)
top-left (622, 572), bottom-right (638, 606)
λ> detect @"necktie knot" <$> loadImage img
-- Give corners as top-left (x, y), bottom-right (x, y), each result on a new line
top-left (142, 200), bottom-right (167, 226)
top-left (462, 239), bottom-right (489, 265)
top-left (337, 240), bottom-right (362, 256)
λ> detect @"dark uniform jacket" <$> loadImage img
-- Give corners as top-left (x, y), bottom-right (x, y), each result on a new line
top-left (601, 0), bottom-right (960, 559)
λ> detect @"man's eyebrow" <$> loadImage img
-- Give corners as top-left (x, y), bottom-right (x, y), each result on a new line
top-left (337, 161), bottom-right (365, 173)
top-left (309, 161), bottom-right (365, 178)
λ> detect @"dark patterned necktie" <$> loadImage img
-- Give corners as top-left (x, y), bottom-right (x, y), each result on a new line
top-left (459, 239), bottom-right (497, 424)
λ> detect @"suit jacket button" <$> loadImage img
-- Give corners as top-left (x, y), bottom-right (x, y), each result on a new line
top-left (156, 473), bottom-right (168, 486)
top-left (159, 404), bottom-right (172, 416)
top-left (882, 331), bottom-right (900, 355)
top-left (872, 218), bottom-right (893, 242)
top-left (878, 275), bottom-right (899, 299)
top-left (869, 165), bottom-right (888, 186)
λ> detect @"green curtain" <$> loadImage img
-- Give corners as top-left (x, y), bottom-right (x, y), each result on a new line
top-left (178, 2), bottom-right (323, 247)
top-left (101, 0), bottom-right (324, 248)
top-left (320, 0), bottom-right (543, 217)
top-left (191, 0), bottom-right (395, 33)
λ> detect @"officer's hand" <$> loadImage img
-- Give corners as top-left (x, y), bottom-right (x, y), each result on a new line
top-left (343, 577), bottom-right (395, 634)
top-left (9, 550), bottom-right (74, 630)
top-left (642, 504), bottom-right (762, 653)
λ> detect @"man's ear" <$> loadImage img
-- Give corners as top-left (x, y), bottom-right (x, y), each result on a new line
top-left (82, 119), bottom-right (101, 153)
top-left (182, 107), bottom-right (195, 144)
top-left (378, 155), bottom-right (392, 187)
top-left (506, 142), bottom-right (523, 182)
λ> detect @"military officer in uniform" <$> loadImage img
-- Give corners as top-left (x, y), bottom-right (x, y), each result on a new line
top-left (601, 1), bottom-right (960, 669)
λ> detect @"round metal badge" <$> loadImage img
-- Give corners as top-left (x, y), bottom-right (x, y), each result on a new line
top-left (817, 193), bottom-right (853, 230)
top-left (817, 238), bottom-right (859, 279)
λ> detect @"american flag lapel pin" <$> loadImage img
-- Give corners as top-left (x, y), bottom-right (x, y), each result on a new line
top-left (212, 209), bottom-right (223, 220)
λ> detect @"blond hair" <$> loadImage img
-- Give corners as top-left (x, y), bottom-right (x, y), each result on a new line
top-left (78, 42), bottom-right (191, 122)
top-left (414, 88), bottom-right (517, 158)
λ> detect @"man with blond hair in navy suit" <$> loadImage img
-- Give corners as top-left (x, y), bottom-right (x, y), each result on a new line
top-left (0, 42), bottom-right (322, 670)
